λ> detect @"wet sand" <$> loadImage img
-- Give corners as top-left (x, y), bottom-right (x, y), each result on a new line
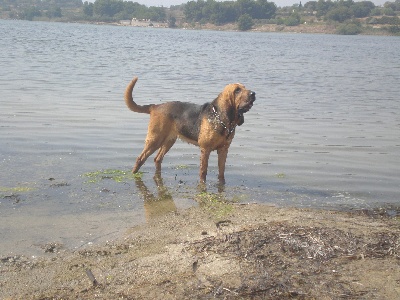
top-left (1, 203), bottom-right (399, 299)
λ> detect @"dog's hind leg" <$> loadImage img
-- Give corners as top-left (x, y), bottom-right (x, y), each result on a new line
top-left (133, 149), bottom-right (156, 173)
top-left (154, 136), bottom-right (177, 174)
top-left (132, 138), bottom-right (161, 173)
top-left (133, 114), bottom-right (172, 173)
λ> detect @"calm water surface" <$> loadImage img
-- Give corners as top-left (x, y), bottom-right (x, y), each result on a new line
top-left (1, 20), bottom-right (399, 255)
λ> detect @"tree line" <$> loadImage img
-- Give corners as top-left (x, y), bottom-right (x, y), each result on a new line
top-left (183, 0), bottom-right (399, 26)
top-left (184, 0), bottom-right (276, 26)
top-left (0, 0), bottom-right (165, 22)
top-left (302, 0), bottom-right (399, 22)
top-left (82, 0), bottom-right (165, 22)
top-left (1, 0), bottom-right (399, 33)
top-left (1, 0), bottom-right (82, 20)
top-left (283, 0), bottom-right (400, 34)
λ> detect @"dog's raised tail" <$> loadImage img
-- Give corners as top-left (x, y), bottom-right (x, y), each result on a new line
top-left (124, 77), bottom-right (152, 114)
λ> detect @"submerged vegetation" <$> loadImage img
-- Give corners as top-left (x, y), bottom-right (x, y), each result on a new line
top-left (196, 191), bottom-right (236, 218)
top-left (0, 186), bottom-right (35, 204)
top-left (0, 186), bottom-right (36, 204)
top-left (82, 169), bottom-right (142, 184)
top-left (0, 186), bottom-right (35, 193)
top-left (0, 0), bottom-right (399, 35)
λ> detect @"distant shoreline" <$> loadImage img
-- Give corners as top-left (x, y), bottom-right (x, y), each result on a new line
top-left (102, 20), bottom-right (395, 36)
top-left (1, 18), bottom-right (396, 36)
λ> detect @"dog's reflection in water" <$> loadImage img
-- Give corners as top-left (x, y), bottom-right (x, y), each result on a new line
top-left (134, 174), bottom-right (177, 221)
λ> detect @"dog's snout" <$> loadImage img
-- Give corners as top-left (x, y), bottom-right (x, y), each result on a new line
top-left (250, 91), bottom-right (256, 102)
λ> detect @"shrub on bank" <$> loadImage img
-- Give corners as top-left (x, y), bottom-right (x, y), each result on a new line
top-left (237, 14), bottom-right (254, 31)
top-left (336, 22), bottom-right (362, 35)
top-left (387, 25), bottom-right (400, 35)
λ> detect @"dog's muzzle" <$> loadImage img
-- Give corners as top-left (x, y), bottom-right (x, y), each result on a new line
top-left (239, 91), bottom-right (256, 113)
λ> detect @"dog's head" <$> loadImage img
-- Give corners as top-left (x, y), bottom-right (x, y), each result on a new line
top-left (213, 83), bottom-right (256, 128)
top-left (224, 83), bottom-right (256, 115)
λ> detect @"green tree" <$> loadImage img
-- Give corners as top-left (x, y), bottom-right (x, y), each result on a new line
top-left (183, 0), bottom-right (276, 24)
top-left (336, 22), bottom-right (362, 34)
top-left (304, 1), bottom-right (318, 11)
top-left (384, 0), bottom-right (400, 12)
top-left (253, 0), bottom-right (276, 19)
top-left (316, 0), bottom-right (336, 17)
top-left (370, 8), bottom-right (382, 16)
top-left (184, 0), bottom-right (205, 22)
top-left (145, 6), bottom-right (166, 22)
top-left (83, 1), bottom-right (93, 17)
top-left (46, 6), bottom-right (62, 18)
top-left (285, 12), bottom-right (301, 26)
top-left (351, 1), bottom-right (375, 18)
top-left (93, 0), bottom-right (123, 17)
top-left (123, 1), bottom-right (143, 16)
top-left (21, 6), bottom-right (42, 20)
top-left (237, 13), bottom-right (254, 30)
top-left (383, 7), bottom-right (396, 16)
top-left (237, 0), bottom-right (256, 16)
top-left (326, 6), bottom-right (352, 22)
top-left (387, 25), bottom-right (400, 35)
top-left (168, 16), bottom-right (177, 27)
top-left (208, 1), bottom-right (237, 25)
top-left (338, 0), bottom-right (355, 8)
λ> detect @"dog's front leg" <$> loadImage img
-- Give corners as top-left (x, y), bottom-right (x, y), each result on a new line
top-left (199, 148), bottom-right (211, 183)
top-left (217, 147), bottom-right (228, 184)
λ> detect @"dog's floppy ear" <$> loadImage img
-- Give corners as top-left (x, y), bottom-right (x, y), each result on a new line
top-left (225, 84), bottom-right (246, 126)
top-left (237, 113), bottom-right (244, 126)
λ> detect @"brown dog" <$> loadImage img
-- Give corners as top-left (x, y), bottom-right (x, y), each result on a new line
top-left (124, 76), bottom-right (255, 183)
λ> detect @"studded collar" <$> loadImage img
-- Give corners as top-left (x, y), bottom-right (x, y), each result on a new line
top-left (209, 104), bottom-right (236, 138)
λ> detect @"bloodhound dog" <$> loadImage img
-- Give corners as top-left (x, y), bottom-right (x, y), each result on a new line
top-left (124, 76), bottom-right (256, 183)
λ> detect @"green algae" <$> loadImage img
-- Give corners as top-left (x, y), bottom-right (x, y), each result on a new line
top-left (196, 192), bottom-right (237, 219)
top-left (0, 186), bottom-right (35, 193)
top-left (82, 169), bottom-right (143, 184)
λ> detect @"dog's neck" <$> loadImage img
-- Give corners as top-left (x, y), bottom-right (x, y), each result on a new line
top-left (209, 104), bottom-right (236, 138)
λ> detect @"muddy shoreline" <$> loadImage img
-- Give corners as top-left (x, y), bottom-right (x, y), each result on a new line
top-left (1, 204), bottom-right (399, 299)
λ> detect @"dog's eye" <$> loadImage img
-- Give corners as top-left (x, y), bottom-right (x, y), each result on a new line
top-left (234, 87), bottom-right (241, 94)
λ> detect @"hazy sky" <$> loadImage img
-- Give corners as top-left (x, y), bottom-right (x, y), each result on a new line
top-left (134, 0), bottom-right (389, 8)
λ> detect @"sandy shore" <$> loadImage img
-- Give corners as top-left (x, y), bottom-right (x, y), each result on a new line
top-left (178, 21), bottom-right (398, 36)
top-left (1, 203), bottom-right (399, 299)
top-left (190, 22), bottom-right (338, 34)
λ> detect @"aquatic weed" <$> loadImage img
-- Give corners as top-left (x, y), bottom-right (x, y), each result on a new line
top-left (196, 192), bottom-right (236, 219)
top-left (175, 164), bottom-right (190, 170)
top-left (0, 186), bottom-right (35, 203)
top-left (0, 186), bottom-right (35, 193)
top-left (82, 169), bottom-right (142, 184)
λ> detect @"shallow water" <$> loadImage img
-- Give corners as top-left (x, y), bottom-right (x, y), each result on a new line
top-left (0, 20), bottom-right (399, 256)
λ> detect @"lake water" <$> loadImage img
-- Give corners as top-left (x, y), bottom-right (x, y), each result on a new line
top-left (1, 20), bottom-right (399, 256)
